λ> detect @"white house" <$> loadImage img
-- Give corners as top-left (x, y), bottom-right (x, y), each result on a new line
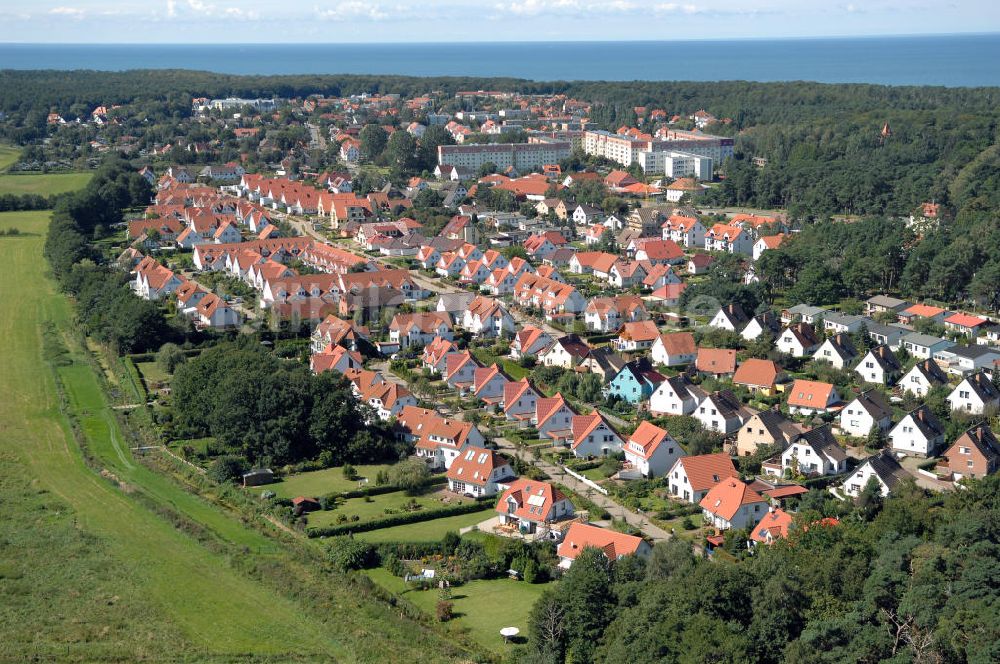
top-left (841, 450), bottom-right (911, 498)
top-left (667, 453), bottom-right (739, 504)
top-left (709, 304), bottom-right (749, 332)
top-left (699, 478), bottom-right (768, 531)
top-left (694, 390), bottom-right (752, 435)
top-left (623, 421), bottom-right (685, 478)
top-left (889, 405), bottom-right (945, 457)
top-left (649, 375), bottom-right (706, 417)
top-left (569, 412), bottom-right (623, 458)
top-left (947, 371), bottom-right (1000, 415)
top-left (839, 390), bottom-right (894, 438)
top-left (899, 359), bottom-right (949, 397)
top-left (781, 425), bottom-right (847, 477)
top-left (446, 449), bottom-right (515, 497)
top-left (901, 332), bottom-right (953, 360)
top-left (814, 334), bottom-right (858, 370)
top-left (651, 332), bottom-right (697, 367)
top-left (854, 345), bottom-right (902, 385)
top-left (776, 323), bottom-right (822, 358)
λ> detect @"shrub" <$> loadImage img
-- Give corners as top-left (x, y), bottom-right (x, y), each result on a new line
top-left (436, 600), bottom-right (454, 622)
top-left (522, 558), bottom-right (539, 583)
top-left (327, 536), bottom-right (376, 571)
top-left (307, 500), bottom-right (492, 538)
top-left (156, 342), bottom-right (186, 374)
top-left (681, 516), bottom-right (696, 530)
top-left (207, 455), bottom-right (248, 484)
top-left (343, 464), bottom-right (358, 481)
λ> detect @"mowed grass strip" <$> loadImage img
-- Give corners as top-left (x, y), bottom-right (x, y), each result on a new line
top-left (0, 171), bottom-right (93, 196)
top-left (0, 211), bottom-right (344, 659)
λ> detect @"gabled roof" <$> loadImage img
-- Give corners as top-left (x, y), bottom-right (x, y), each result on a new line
top-left (848, 390), bottom-right (893, 421)
top-left (733, 358), bottom-right (781, 388)
top-left (751, 508), bottom-right (794, 544)
top-left (958, 371), bottom-right (1000, 402)
top-left (446, 448), bottom-right (509, 486)
top-left (948, 425), bottom-right (1000, 463)
top-left (557, 523), bottom-right (646, 562)
top-left (496, 478), bottom-right (569, 523)
top-left (699, 478), bottom-right (766, 521)
top-left (656, 331), bottom-right (696, 357)
top-left (571, 411), bottom-right (618, 449)
top-left (794, 424), bottom-right (847, 463)
top-left (859, 450), bottom-right (911, 491)
top-left (863, 344), bottom-right (901, 373)
top-left (618, 320), bottom-right (660, 343)
top-left (787, 379), bottom-right (836, 408)
top-left (899, 404), bottom-right (945, 440)
top-left (503, 378), bottom-right (539, 412)
top-left (676, 453), bottom-right (738, 492)
top-left (696, 348), bottom-right (737, 375)
top-left (626, 421), bottom-right (672, 460)
top-left (536, 393), bottom-right (576, 428)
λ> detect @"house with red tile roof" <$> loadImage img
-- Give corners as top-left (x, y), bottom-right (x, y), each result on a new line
top-left (897, 303), bottom-right (948, 325)
top-left (584, 295), bottom-right (649, 333)
top-left (445, 351), bottom-right (482, 395)
top-left (651, 331), bottom-right (697, 366)
top-left (700, 478), bottom-right (769, 531)
top-left (634, 239), bottom-right (685, 265)
top-left (557, 523), bottom-right (650, 568)
top-left (569, 412), bottom-right (623, 458)
top-left (511, 325), bottom-right (553, 360)
top-left (705, 223), bottom-right (752, 255)
top-left (473, 364), bottom-right (512, 405)
top-left (662, 213), bottom-right (706, 248)
top-left (750, 508), bottom-right (794, 545)
top-left (753, 233), bottom-right (788, 260)
top-left (504, 378), bottom-right (541, 422)
top-left (944, 312), bottom-right (990, 337)
top-left (422, 336), bottom-right (459, 375)
top-left (696, 348), bottom-right (738, 377)
top-left (310, 344), bottom-right (363, 375)
top-left (310, 315), bottom-right (370, 354)
top-left (496, 478), bottom-right (575, 536)
top-left (535, 393), bottom-right (577, 442)
top-left (193, 293), bottom-right (241, 329)
top-left (614, 320), bottom-right (661, 353)
top-left (787, 379), bottom-right (841, 415)
top-left (389, 312), bottom-right (453, 348)
top-left (624, 421), bottom-right (684, 477)
top-left (447, 448), bottom-right (515, 497)
top-left (396, 405), bottom-right (485, 470)
top-left (668, 453), bottom-right (738, 504)
top-left (733, 358), bottom-right (784, 395)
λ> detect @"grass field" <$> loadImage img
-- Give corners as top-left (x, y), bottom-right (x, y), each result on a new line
top-left (0, 210), bottom-right (461, 662)
top-left (356, 510), bottom-right (493, 543)
top-left (0, 172), bottom-right (93, 196)
top-left (365, 567), bottom-right (550, 652)
top-left (134, 359), bottom-right (171, 386)
top-left (0, 144), bottom-right (20, 171)
top-left (307, 489), bottom-right (455, 528)
top-left (262, 464), bottom-right (395, 498)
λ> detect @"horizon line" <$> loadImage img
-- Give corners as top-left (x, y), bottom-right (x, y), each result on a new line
top-left (2, 31), bottom-right (999, 46)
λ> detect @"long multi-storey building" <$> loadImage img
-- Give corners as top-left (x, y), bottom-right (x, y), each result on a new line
top-left (438, 141), bottom-right (571, 172)
top-left (583, 129), bottom-right (734, 172)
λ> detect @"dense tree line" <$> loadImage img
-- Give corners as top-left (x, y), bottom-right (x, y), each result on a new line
top-left (41, 158), bottom-right (174, 352)
top-left (520, 475), bottom-right (1000, 664)
top-left (170, 339), bottom-right (407, 467)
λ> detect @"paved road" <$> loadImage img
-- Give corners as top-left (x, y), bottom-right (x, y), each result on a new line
top-left (493, 436), bottom-right (672, 541)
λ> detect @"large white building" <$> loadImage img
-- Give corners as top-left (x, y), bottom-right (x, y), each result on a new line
top-left (638, 150), bottom-right (713, 179)
top-left (583, 129), bottom-right (733, 170)
top-left (438, 142), bottom-right (571, 172)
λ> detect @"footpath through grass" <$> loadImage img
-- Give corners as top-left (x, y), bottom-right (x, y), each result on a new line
top-left (0, 210), bottom-right (463, 662)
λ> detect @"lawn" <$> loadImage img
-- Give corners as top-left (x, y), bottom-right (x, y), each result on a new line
top-left (365, 567), bottom-right (551, 652)
top-left (0, 210), bottom-right (459, 662)
top-left (0, 144), bottom-right (20, 172)
top-left (306, 489), bottom-right (459, 528)
top-left (135, 359), bottom-right (171, 386)
top-left (356, 510), bottom-right (493, 543)
top-left (261, 464), bottom-right (396, 498)
top-left (0, 171), bottom-right (92, 196)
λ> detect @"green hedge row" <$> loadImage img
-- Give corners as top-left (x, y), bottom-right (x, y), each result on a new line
top-left (306, 498), bottom-right (493, 538)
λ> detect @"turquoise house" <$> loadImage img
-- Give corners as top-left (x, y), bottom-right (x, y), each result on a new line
top-left (608, 360), bottom-right (666, 404)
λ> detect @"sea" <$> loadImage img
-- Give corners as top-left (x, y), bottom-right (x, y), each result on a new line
top-left (1, 34), bottom-right (999, 86)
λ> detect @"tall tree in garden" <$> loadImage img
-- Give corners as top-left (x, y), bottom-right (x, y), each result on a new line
top-left (359, 125), bottom-right (388, 162)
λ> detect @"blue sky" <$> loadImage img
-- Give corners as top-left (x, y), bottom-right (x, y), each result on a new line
top-left (0, 1), bottom-right (995, 43)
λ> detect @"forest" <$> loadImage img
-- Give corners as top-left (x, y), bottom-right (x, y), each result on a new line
top-left (520, 473), bottom-right (1000, 664)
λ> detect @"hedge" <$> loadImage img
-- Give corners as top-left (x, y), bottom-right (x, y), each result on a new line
top-left (306, 498), bottom-right (493, 538)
